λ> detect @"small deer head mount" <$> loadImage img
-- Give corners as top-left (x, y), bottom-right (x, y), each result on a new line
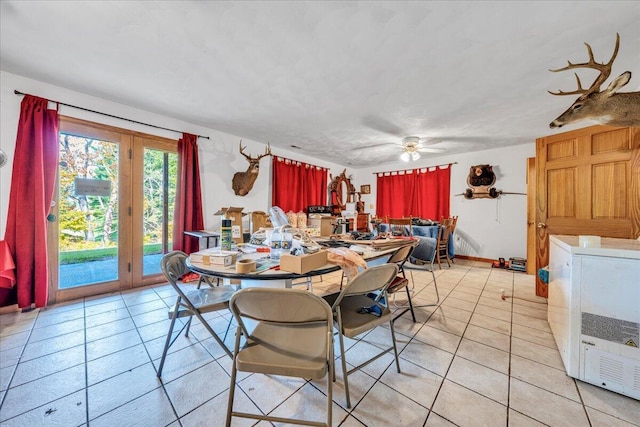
top-left (548, 33), bottom-right (640, 129)
top-left (231, 140), bottom-right (272, 196)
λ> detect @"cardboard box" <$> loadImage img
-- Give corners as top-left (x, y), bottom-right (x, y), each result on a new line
top-left (308, 215), bottom-right (335, 236)
top-left (215, 207), bottom-right (245, 244)
top-left (190, 250), bottom-right (237, 266)
top-left (279, 250), bottom-right (328, 274)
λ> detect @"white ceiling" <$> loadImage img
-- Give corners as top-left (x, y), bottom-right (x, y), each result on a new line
top-left (1, 1), bottom-right (639, 168)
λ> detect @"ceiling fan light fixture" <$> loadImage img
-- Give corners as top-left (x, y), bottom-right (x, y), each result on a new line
top-left (411, 151), bottom-right (420, 161)
top-left (402, 136), bottom-right (420, 146)
top-left (400, 151), bottom-right (410, 162)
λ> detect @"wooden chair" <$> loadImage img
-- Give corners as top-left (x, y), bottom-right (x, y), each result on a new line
top-left (442, 215), bottom-right (458, 263)
top-left (436, 218), bottom-right (454, 269)
top-left (388, 217), bottom-right (412, 236)
top-left (450, 215), bottom-right (458, 234)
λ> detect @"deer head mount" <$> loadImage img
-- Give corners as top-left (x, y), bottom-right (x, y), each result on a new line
top-left (549, 33), bottom-right (640, 129)
top-left (231, 140), bottom-right (272, 196)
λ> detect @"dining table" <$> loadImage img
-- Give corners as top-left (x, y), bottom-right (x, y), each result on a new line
top-left (186, 242), bottom-right (408, 289)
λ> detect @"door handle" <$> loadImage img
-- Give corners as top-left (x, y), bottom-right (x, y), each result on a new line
top-left (537, 222), bottom-right (547, 229)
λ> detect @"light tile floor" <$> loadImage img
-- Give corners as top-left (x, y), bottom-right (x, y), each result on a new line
top-left (0, 260), bottom-right (638, 426)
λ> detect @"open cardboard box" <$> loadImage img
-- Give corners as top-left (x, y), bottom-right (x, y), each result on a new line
top-left (279, 250), bottom-right (328, 274)
top-left (215, 206), bottom-right (245, 244)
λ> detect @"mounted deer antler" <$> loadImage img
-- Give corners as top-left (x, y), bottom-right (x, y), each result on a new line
top-left (231, 140), bottom-right (272, 196)
top-left (548, 33), bottom-right (640, 128)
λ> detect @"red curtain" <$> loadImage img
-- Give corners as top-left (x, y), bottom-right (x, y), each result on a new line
top-left (1, 95), bottom-right (59, 308)
top-left (376, 165), bottom-right (451, 220)
top-left (414, 166), bottom-right (451, 220)
top-left (272, 156), bottom-right (328, 212)
top-left (172, 133), bottom-right (204, 254)
top-left (376, 172), bottom-right (417, 218)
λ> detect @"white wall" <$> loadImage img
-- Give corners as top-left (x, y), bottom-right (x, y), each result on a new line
top-left (351, 143), bottom-right (535, 260)
top-left (0, 71), bottom-right (345, 238)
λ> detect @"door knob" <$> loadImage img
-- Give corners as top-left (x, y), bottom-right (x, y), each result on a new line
top-left (537, 222), bottom-right (547, 229)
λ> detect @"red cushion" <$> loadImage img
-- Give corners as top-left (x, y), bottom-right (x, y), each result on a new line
top-left (387, 275), bottom-right (408, 293)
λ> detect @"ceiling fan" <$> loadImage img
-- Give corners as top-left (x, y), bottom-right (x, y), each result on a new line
top-left (352, 136), bottom-right (445, 161)
top-left (399, 136), bottom-right (445, 162)
top-left (358, 115), bottom-right (446, 161)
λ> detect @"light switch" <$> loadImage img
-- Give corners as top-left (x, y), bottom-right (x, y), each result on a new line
top-left (369, 204), bottom-right (375, 209)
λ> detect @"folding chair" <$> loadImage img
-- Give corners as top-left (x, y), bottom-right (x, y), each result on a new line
top-left (226, 288), bottom-right (334, 427)
top-left (156, 251), bottom-right (236, 378)
top-left (322, 263), bottom-right (401, 408)
top-left (386, 243), bottom-right (418, 322)
top-left (406, 237), bottom-right (441, 309)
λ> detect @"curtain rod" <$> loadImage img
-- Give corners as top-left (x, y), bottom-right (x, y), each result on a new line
top-left (274, 155), bottom-right (328, 170)
top-left (372, 161), bottom-right (457, 175)
top-left (14, 90), bottom-right (210, 140)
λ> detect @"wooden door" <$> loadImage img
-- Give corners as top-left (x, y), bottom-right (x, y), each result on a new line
top-left (535, 125), bottom-right (640, 297)
top-left (526, 157), bottom-right (536, 275)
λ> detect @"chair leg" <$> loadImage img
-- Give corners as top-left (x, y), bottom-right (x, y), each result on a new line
top-left (225, 327), bottom-right (242, 427)
top-left (403, 263), bottom-right (441, 309)
top-left (194, 311), bottom-right (233, 358)
top-left (184, 317), bottom-right (193, 337)
top-left (405, 285), bottom-right (416, 322)
top-left (389, 320), bottom-right (401, 374)
top-left (157, 298), bottom-right (181, 378)
top-left (326, 358), bottom-right (333, 427)
top-left (336, 313), bottom-right (351, 408)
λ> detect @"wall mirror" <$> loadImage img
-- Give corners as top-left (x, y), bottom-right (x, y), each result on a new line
top-left (329, 169), bottom-right (356, 213)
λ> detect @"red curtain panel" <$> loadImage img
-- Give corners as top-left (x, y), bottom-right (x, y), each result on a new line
top-left (272, 156), bottom-right (328, 212)
top-left (2, 95), bottom-right (59, 308)
top-left (414, 166), bottom-right (451, 220)
top-left (172, 133), bottom-right (204, 254)
top-left (377, 165), bottom-right (451, 219)
top-left (376, 171), bottom-right (417, 218)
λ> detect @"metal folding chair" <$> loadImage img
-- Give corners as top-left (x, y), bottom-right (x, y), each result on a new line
top-left (322, 263), bottom-right (401, 408)
top-left (226, 288), bottom-right (334, 427)
top-left (156, 251), bottom-right (236, 378)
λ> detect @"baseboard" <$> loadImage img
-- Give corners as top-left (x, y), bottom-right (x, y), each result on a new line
top-left (455, 255), bottom-right (493, 264)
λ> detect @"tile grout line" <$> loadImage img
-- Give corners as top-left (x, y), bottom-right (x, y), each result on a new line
top-left (83, 298), bottom-right (90, 426)
top-left (420, 261), bottom-right (482, 426)
top-left (506, 269), bottom-right (515, 427)
top-left (0, 307), bottom-right (39, 419)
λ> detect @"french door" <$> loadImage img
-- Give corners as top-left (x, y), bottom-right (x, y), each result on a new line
top-left (48, 117), bottom-right (177, 303)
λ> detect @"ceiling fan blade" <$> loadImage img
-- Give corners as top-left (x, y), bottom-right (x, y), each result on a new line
top-left (418, 147), bottom-right (446, 153)
top-left (362, 115), bottom-right (404, 137)
top-left (352, 142), bottom-right (396, 151)
top-left (419, 138), bottom-right (443, 147)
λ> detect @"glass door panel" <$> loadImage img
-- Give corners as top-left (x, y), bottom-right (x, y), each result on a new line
top-left (58, 133), bottom-right (121, 289)
top-left (142, 147), bottom-right (177, 276)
